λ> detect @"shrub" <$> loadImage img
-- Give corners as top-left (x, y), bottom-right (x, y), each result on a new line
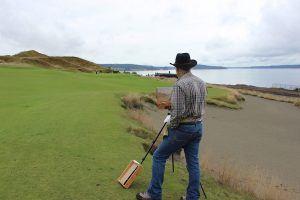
top-left (140, 95), bottom-right (156, 105)
top-left (234, 93), bottom-right (245, 101)
top-left (121, 94), bottom-right (144, 109)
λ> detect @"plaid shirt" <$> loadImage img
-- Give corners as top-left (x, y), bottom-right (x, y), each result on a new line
top-left (170, 72), bottom-right (207, 128)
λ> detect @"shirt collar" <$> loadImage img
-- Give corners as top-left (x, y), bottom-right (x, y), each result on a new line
top-left (177, 71), bottom-right (192, 81)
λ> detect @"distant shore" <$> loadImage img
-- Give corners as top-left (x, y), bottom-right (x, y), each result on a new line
top-left (136, 68), bottom-right (300, 89)
top-left (102, 63), bottom-right (300, 71)
top-left (219, 84), bottom-right (300, 97)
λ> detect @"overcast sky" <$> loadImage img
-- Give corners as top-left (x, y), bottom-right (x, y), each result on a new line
top-left (1, 0), bottom-right (300, 66)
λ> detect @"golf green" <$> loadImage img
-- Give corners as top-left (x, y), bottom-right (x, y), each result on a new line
top-left (0, 65), bottom-right (254, 200)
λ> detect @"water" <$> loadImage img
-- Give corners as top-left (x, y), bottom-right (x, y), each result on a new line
top-left (136, 68), bottom-right (300, 88)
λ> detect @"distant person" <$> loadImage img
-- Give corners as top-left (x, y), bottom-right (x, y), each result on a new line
top-left (136, 53), bottom-right (207, 200)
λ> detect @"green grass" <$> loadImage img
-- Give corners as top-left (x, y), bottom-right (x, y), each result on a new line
top-left (0, 65), bottom-right (254, 200)
top-left (207, 87), bottom-right (230, 99)
top-left (207, 86), bottom-right (244, 109)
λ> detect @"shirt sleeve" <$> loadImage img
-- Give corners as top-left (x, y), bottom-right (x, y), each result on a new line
top-left (170, 84), bottom-right (185, 128)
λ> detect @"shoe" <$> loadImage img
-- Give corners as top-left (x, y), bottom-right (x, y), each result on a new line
top-left (136, 192), bottom-right (154, 200)
top-left (180, 196), bottom-right (186, 200)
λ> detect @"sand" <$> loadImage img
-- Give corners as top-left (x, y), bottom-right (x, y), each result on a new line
top-left (202, 95), bottom-right (300, 195)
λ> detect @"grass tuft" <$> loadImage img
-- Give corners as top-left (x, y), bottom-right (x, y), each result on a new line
top-left (127, 126), bottom-right (154, 140)
top-left (140, 94), bottom-right (156, 105)
top-left (239, 89), bottom-right (300, 108)
top-left (121, 93), bottom-right (144, 109)
top-left (121, 93), bottom-right (157, 109)
top-left (294, 100), bottom-right (300, 108)
top-left (207, 99), bottom-right (242, 109)
top-left (207, 85), bottom-right (245, 109)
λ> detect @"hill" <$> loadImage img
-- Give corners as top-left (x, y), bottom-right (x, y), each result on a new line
top-left (0, 50), bottom-right (111, 73)
top-left (14, 50), bottom-right (49, 58)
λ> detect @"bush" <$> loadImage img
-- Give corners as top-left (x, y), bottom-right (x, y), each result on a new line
top-left (140, 95), bottom-right (156, 105)
top-left (121, 94), bottom-right (144, 109)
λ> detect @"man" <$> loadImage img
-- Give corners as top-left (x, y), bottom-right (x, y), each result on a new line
top-left (136, 53), bottom-right (207, 200)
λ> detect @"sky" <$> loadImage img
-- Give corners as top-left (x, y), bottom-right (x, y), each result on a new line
top-left (0, 0), bottom-right (300, 67)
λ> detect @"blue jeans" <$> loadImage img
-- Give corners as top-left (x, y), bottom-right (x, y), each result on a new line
top-left (147, 122), bottom-right (203, 200)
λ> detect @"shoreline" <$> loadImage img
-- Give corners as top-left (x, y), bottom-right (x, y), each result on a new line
top-left (218, 84), bottom-right (300, 97)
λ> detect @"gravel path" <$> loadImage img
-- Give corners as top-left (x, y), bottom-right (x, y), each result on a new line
top-left (146, 95), bottom-right (300, 196)
top-left (202, 95), bottom-right (300, 195)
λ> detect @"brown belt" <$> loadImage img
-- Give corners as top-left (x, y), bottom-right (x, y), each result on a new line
top-left (180, 119), bottom-right (202, 125)
top-left (180, 117), bottom-right (202, 123)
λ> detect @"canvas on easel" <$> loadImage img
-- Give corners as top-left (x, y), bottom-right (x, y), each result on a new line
top-left (156, 87), bottom-right (173, 108)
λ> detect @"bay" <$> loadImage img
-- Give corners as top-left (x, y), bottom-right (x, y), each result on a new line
top-left (135, 68), bottom-right (300, 88)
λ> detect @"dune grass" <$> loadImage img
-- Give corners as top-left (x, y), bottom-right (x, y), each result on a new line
top-left (207, 85), bottom-right (245, 109)
top-left (238, 89), bottom-right (300, 109)
top-left (0, 64), bottom-right (254, 200)
top-left (295, 100), bottom-right (300, 108)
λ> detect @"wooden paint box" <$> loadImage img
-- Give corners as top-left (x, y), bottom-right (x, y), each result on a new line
top-left (117, 160), bottom-right (143, 189)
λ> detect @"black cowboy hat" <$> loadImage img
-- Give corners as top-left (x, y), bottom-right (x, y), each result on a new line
top-left (170, 53), bottom-right (197, 70)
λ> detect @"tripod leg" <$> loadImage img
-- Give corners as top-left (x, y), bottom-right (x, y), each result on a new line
top-left (172, 153), bottom-right (174, 173)
top-left (140, 122), bottom-right (167, 164)
top-left (200, 182), bottom-right (207, 199)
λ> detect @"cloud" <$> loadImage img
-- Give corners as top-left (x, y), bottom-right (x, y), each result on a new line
top-left (249, 1), bottom-right (300, 56)
top-left (0, 0), bottom-right (299, 66)
top-left (0, 0), bottom-right (85, 56)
